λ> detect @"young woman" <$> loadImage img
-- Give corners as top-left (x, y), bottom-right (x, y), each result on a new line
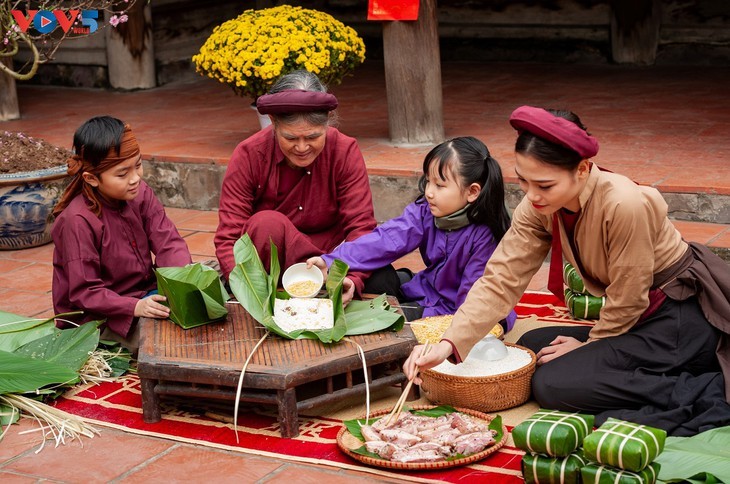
top-left (214, 70), bottom-right (376, 301)
top-left (52, 116), bottom-right (191, 349)
top-left (404, 106), bottom-right (730, 436)
top-left (308, 136), bottom-right (516, 329)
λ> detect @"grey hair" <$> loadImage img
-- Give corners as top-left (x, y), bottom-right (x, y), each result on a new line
top-left (268, 70), bottom-right (336, 126)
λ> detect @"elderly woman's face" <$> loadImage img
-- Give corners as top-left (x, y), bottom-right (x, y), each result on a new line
top-left (274, 119), bottom-right (327, 168)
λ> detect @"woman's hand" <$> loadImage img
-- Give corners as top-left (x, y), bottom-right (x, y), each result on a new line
top-left (134, 295), bottom-right (171, 319)
top-left (342, 277), bottom-right (355, 306)
top-left (306, 256), bottom-right (328, 282)
top-left (402, 341), bottom-right (453, 384)
top-left (535, 336), bottom-right (584, 365)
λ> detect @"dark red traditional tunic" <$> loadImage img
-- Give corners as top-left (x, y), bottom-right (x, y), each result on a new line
top-left (214, 126), bottom-right (376, 292)
top-left (52, 181), bottom-right (191, 337)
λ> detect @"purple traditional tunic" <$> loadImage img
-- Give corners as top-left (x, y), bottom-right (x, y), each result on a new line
top-left (322, 199), bottom-right (517, 329)
top-left (52, 181), bottom-right (191, 337)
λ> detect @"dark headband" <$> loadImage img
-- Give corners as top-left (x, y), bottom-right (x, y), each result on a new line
top-left (509, 106), bottom-right (599, 158)
top-left (256, 90), bottom-right (338, 114)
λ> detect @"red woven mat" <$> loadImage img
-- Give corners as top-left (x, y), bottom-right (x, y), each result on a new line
top-left (54, 292), bottom-right (587, 483)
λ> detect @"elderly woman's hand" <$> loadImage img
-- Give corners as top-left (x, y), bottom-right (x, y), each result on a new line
top-left (402, 341), bottom-right (452, 384)
top-left (342, 277), bottom-right (356, 306)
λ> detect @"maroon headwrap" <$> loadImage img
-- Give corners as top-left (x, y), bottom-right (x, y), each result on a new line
top-left (255, 90), bottom-right (338, 114)
top-left (53, 124), bottom-right (141, 217)
top-left (509, 106), bottom-right (599, 159)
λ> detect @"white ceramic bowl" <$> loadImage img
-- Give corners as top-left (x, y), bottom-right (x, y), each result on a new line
top-left (282, 262), bottom-right (324, 298)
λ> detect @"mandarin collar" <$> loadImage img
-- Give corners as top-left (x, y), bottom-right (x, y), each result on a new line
top-left (576, 162), bottom-right (601, 211)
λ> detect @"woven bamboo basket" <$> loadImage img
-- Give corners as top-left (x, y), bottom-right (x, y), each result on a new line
top-left (420, 343), bottom-right (536, 413)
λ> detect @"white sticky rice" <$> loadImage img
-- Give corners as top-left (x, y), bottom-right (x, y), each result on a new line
top-left (431, 346), bottom-right (532, 377)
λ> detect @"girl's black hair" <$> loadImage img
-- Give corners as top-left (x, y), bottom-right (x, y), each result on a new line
top-left (514, 109), bottom-right (588, 170)
top-left (73, 116), bottom-right (126, 166)
top-left (418, 136), bottom-right (511, 242)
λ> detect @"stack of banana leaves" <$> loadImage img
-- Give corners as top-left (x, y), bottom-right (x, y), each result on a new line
top-left (0, 311), bottom-right (132, 448)
top-left (228, 235), bottom-right (405, 342)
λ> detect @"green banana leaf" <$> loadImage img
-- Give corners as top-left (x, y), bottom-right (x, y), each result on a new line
top-left (343, 295), bottom-right (404, 335)
top-left (230, 235), bottom-right (273, 327)
top-left (0, 403), bottom-right (20, 426)
top-left (0, 310), bottom-right (82, 353)
top-left (0, 350), bottom-right (79, 394)
top-left (156, 263), bottom-right (229, 329)
top-left (14, 320), bottom-right (102, 373)
top-left (655, 427), bottom-right (730, 483)
top-left (228, 235), bottom-right (404, 343)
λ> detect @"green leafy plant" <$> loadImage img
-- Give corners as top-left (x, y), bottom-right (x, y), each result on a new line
top-left (0, 310), bottom-right (132, 447)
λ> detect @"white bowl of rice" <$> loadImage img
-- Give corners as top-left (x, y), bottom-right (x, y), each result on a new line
top-left (282, 263), bottom-right (324, 298)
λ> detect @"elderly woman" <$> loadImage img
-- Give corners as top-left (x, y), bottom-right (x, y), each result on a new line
top-left (404, 106), bottom-right (730, 436)
top-left (214, 70), bottom-right (376, 301)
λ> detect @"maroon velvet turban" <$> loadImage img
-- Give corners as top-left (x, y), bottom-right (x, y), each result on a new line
top-left (509, 106), bottom-right (599, 158)
top-left (256, 90), bottom-right (338, 114)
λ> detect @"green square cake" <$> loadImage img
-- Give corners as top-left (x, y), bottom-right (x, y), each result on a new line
top-left (581, 461), bottom-right (660, 484)
top-left (512, 409), bottom-right (595, 457)
top-left (582, 418), bottom-right (666, 472)
top-left (521, 451), bottom-right (588, 484)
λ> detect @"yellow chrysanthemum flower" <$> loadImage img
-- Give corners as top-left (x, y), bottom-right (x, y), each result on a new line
top-left (192, 5), bottom-right (366, 100)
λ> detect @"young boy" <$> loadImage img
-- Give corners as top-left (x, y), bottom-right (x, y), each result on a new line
top-left (52, 116), bottom-right (191, 350)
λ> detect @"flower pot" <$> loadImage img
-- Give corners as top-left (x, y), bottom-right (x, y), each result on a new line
top-left (0, 165), bottom-right (70, 250)
top-left (251, 104), bottom-right (272, 130)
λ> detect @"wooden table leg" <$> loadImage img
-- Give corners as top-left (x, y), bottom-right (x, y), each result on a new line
top-left (277, 388), bottom-right (299, 438)
top-left (140, 377), bottom-right (162, 423)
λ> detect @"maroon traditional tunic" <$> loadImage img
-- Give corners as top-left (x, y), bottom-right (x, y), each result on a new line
top-left (52, 181), bottom-right (191, 337)
top-left (214, 126), bottom-right (376, 292)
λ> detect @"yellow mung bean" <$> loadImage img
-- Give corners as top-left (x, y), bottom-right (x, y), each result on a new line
top-left (286, 280), bottom-right (320, 297)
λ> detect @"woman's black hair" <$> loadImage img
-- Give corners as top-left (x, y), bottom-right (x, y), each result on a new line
top-left (72, 116), bottom-right (126, 166)
top-left (417, 136), bottom-right (511, 242)
top-left (515, 109), bottom-right (588, 170)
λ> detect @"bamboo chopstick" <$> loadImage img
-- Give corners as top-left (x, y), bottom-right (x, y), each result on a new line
top-left (385, 342), bottom-right (430, 426)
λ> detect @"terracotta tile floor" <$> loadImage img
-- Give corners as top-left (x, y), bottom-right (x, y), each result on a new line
top-left (2, 60), bottom-right (730, 481)
top-left (5, 61), bottom-right (730, 194)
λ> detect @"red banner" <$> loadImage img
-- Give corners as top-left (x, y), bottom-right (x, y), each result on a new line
top-left (368, 0), bottom-right (419, 21)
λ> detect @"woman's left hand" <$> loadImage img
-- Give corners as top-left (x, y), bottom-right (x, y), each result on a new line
top-left (342, 277), bottom-right (355, 306)
top-left (535, 336), bottom-right (584, 365)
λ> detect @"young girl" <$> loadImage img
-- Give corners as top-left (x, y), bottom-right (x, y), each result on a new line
top-left (52, 116), bottom-right (191, 349)
top-left (308, 136), bottom-right (517, 330)
top-left (404, 106), bottom-right (730, 436)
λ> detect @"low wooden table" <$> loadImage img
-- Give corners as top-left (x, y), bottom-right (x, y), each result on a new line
top-left (137, 301), bottom-right (417, 438)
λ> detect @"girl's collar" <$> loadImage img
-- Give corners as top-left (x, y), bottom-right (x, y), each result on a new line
top-left (434, 203), bottom-right (472, 231)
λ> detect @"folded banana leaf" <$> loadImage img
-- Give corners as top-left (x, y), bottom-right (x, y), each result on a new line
top-left (564, 288), bottom-right (604, 320)
top-left (581, 462), bottom-right (660, 484)
top-left (156, 263), bottom-right (229, 329)
top-left (512, 408), bottom-right (594, 457)
top-left (228, 235), bottom-right (404, 343)
top-left (521, 451), bottom-right (588, 484)
top-left (563, 263), bottom-right (586, 294)
top-left (583, 418), bottom-right (666, 472)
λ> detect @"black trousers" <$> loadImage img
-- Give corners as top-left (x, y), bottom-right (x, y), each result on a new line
top-left (363, 265), bottom-right (424, 321)
top-left (517, 296), bottom-right (730, 436)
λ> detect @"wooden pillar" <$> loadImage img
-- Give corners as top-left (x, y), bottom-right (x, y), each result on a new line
top-left (382, 0), bottom-right (444, 145)
top-left (105, 2), bottom-right (156, 89)
top-left (0, 57), bottom-right (20, 121)
top-left (610, 0), bottom-right (662, 65)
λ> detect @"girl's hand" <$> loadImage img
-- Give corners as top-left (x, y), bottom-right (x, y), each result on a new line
top-left (306, 256), bottom-right (328, 281)
top-left (134, 295), bottom-right (170, 319)
top-left (535, 336), bottom-right (583, 365)
top-left (342, 277), bottom-right (355, 306)
top-left (402, 341), bottom-right (453, 384)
